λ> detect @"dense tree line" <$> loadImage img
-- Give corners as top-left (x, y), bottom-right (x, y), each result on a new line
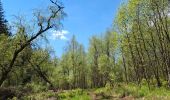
top-left (116, 0), bottom-right (170, 88)
top-left (54, 0), bottom-right (170, 89)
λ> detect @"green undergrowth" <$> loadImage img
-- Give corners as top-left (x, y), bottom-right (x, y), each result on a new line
top-left (113, 83), bottom-right (170, 99)
top-left (14, 88), bottom-right (90, 100)
top-left (10, 83), bottom-right (170, 100)
top-left (57, 89), bottom-right (90, 100)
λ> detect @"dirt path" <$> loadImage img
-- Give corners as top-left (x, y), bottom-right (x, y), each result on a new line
top-left (89, 92), bottom-right (97, 100)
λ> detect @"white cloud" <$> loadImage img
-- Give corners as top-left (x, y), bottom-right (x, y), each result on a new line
top-left (50, 30), bottom-right (69, 40)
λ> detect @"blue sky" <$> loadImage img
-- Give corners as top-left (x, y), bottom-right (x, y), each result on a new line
top-left (2, 0), bottom-right (122, 57)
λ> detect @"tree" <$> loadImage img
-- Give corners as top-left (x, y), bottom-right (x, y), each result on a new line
top-left (115, 0), bottom-right (170, 87)
top-left (0, 0), bottom-right (10, 36)
top-left (0, 0), bottom-right (64, 86)
top-left (88, 36), bottom-right (102, 87)
top-left (66, 35), bottom-right (87, 89)
top-left (28, 48), bottom-right (54, 88)
top-left (54, 35), bottom-right (88, 89)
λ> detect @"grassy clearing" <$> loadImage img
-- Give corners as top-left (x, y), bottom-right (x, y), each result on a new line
top-left (10, 84), bottom-right (170, 100)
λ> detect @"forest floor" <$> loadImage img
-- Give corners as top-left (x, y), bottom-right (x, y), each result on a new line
top-left (22, 87), bottom-right (170, 100)
top-left (3, 83), bottom-right (170, 100)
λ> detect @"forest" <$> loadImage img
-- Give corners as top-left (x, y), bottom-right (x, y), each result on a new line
top-left (0, 0), bottom-right (170, 100)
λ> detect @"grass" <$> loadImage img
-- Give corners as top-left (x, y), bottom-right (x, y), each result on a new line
top-left (17, 89), bottom-right (90, 100)
top-left (58, 89), bottom-right (90, 100)
top-left (10, 83), bottom-right (170, 100)
top-left (113, 83), bottom-right (170, 99)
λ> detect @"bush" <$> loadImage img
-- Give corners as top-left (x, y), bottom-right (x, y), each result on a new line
top-left (21, 91), bottom-right (58, 100)
top-left (137, 85), bottom-right (149, 98)
top-left (162, 81), bottom-right (168, 87)
top-left (141, 79), bottom-right (148, 86)
top-left (57, 89), bottom-right (90, 100)
top-left (113, 83), bottom-right (149, 98)
top-left (24, 82), bottom-right (48, 93)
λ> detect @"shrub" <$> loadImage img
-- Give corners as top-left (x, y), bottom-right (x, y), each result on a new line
top-left (25, 82), bottom-right (48, 93)
top-left (137, 85), bottom-right (149, 98)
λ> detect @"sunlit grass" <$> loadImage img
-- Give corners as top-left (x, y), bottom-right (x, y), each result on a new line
top-left (16, 83), bottom-right (170, 100)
